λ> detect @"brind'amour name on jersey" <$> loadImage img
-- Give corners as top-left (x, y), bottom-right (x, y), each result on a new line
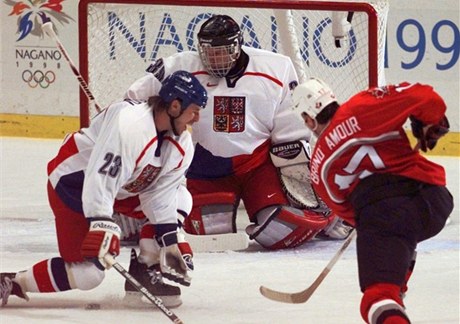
top-left (310, 116), bottom-right (361, 185)
top-left (324, 116), bottom-right (361, 151)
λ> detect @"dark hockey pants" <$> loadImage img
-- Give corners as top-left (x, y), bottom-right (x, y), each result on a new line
top-left (349, 174), bottom-right (453, 291)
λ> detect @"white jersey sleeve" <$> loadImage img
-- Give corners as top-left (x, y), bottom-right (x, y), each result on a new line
top-left (82, 101), bottom-right (147, 219)
top-left (124, 73), bottom-right (162, 101)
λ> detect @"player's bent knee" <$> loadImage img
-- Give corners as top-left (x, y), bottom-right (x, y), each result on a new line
top-left (361, 283), bottom-right (410, 324)
top-left (68, 262), bottom-right (105, 290)
top-left (245, 206), bottom-right (329, 250)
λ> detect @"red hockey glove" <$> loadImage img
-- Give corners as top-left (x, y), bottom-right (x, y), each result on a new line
top-left (81, 217), bottom-right (121, 270)
top-left (410, 115), bottom-right (449, 152)
top-left (156, 224), bottom-right (194, 286)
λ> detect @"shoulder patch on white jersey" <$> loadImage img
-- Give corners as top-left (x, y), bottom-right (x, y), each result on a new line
top-left (123, 164), bottom-right (161, 193)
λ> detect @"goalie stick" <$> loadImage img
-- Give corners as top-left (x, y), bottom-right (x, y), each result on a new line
top-left (259, 230), bottom-right (356, 304)
top-left (39, 14), bottom-right (102, 113)
top-left (103, 254), bottom-right (183, 324)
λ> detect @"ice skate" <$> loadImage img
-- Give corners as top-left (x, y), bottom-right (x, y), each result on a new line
top-left (124, 249), bottom-right (182, 308)
top-left (0, 272), bottom-right (29, 306)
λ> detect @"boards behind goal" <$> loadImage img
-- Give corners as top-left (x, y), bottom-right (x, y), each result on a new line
top-left (78, 0), bottom-right (389, 127)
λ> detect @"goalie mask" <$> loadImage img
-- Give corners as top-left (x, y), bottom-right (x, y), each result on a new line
top-left (292, 77), bottom-right (337, 119)
top-left (197, 15), bottom-right (243, 78)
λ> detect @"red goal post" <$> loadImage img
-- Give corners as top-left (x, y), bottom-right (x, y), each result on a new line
top-left (78, 0), bottom-right (389, 127)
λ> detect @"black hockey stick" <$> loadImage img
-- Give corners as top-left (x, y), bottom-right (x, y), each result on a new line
top-left (39, 13), bottom-right (102, 113)
top-left (103, 255), bottom-right (184, 324)
top-left (259, 230), bottom-right (356, 304)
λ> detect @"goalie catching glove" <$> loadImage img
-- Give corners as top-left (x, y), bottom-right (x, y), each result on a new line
top-left (410, 115), bottom-right (449, 152)
top-left (155, 224), bottom-right (194, 286)
top-left (81, 217), bottom-right (121, 270)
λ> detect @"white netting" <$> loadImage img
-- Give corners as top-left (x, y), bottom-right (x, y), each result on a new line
top-left (80, 0), bottom-right (388, 122)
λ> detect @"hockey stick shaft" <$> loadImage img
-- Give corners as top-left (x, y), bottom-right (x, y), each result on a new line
top-left (103, 254), bottom-right (184, 324)
top-left (40, 14), bottom-right (102, 113)
top-left (260, 229), bottom-right (356, 304)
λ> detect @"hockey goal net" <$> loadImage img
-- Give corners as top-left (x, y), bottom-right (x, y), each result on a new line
top-left (78, 0), bottom-right (389, 127)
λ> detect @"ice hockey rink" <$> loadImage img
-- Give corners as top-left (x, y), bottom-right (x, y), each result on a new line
top-left (1, 137), bottom-right (459, 324)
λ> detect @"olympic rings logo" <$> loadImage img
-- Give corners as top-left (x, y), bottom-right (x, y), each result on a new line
top-left (22, 70), bottom-right (56, 88)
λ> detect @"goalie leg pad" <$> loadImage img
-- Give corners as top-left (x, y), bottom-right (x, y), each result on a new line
top-left (245, 206), bottom-right (330, 250)
top-left (183, 192), bottom-right (238, 235)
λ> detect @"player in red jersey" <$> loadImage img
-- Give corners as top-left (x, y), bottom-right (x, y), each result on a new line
top-left (292, 78), bottom-right (453, 324)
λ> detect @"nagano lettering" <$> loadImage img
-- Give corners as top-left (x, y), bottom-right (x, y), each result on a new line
top-left (16, 49), bottom-right (62, 60)
top-left (106, 12), bottom-right (358, 67)
top-left (106, 12), bottom-right (459, 72)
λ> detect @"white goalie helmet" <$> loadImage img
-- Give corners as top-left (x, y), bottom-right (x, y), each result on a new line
top-left (292, 77), bottom-right (338, 119)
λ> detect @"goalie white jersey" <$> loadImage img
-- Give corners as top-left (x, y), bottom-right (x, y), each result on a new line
top-left (126, 46), bottom-right (311, 178)
top-left (47, 99), bottom-right (194, 225)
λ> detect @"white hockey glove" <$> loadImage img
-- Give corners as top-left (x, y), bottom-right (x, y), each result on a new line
top-left (156, 226), bottom-right (194, 286)
top-left (81, 217), bottom-right (121, 270)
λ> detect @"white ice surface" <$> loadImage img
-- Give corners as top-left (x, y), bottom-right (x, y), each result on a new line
top-left (1, 137), bottom-right (459, 324)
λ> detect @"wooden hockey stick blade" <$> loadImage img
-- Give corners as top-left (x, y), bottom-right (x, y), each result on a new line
top-left (103, 255), bottom-right (184, 324)
top-left (260, 230), bottom-right (356, 304)
top-left (185, 232), bottom-right (249, 252)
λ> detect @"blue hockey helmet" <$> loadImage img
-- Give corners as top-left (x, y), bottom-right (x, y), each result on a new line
top-left (159, 71), bottom-right (208, 110)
